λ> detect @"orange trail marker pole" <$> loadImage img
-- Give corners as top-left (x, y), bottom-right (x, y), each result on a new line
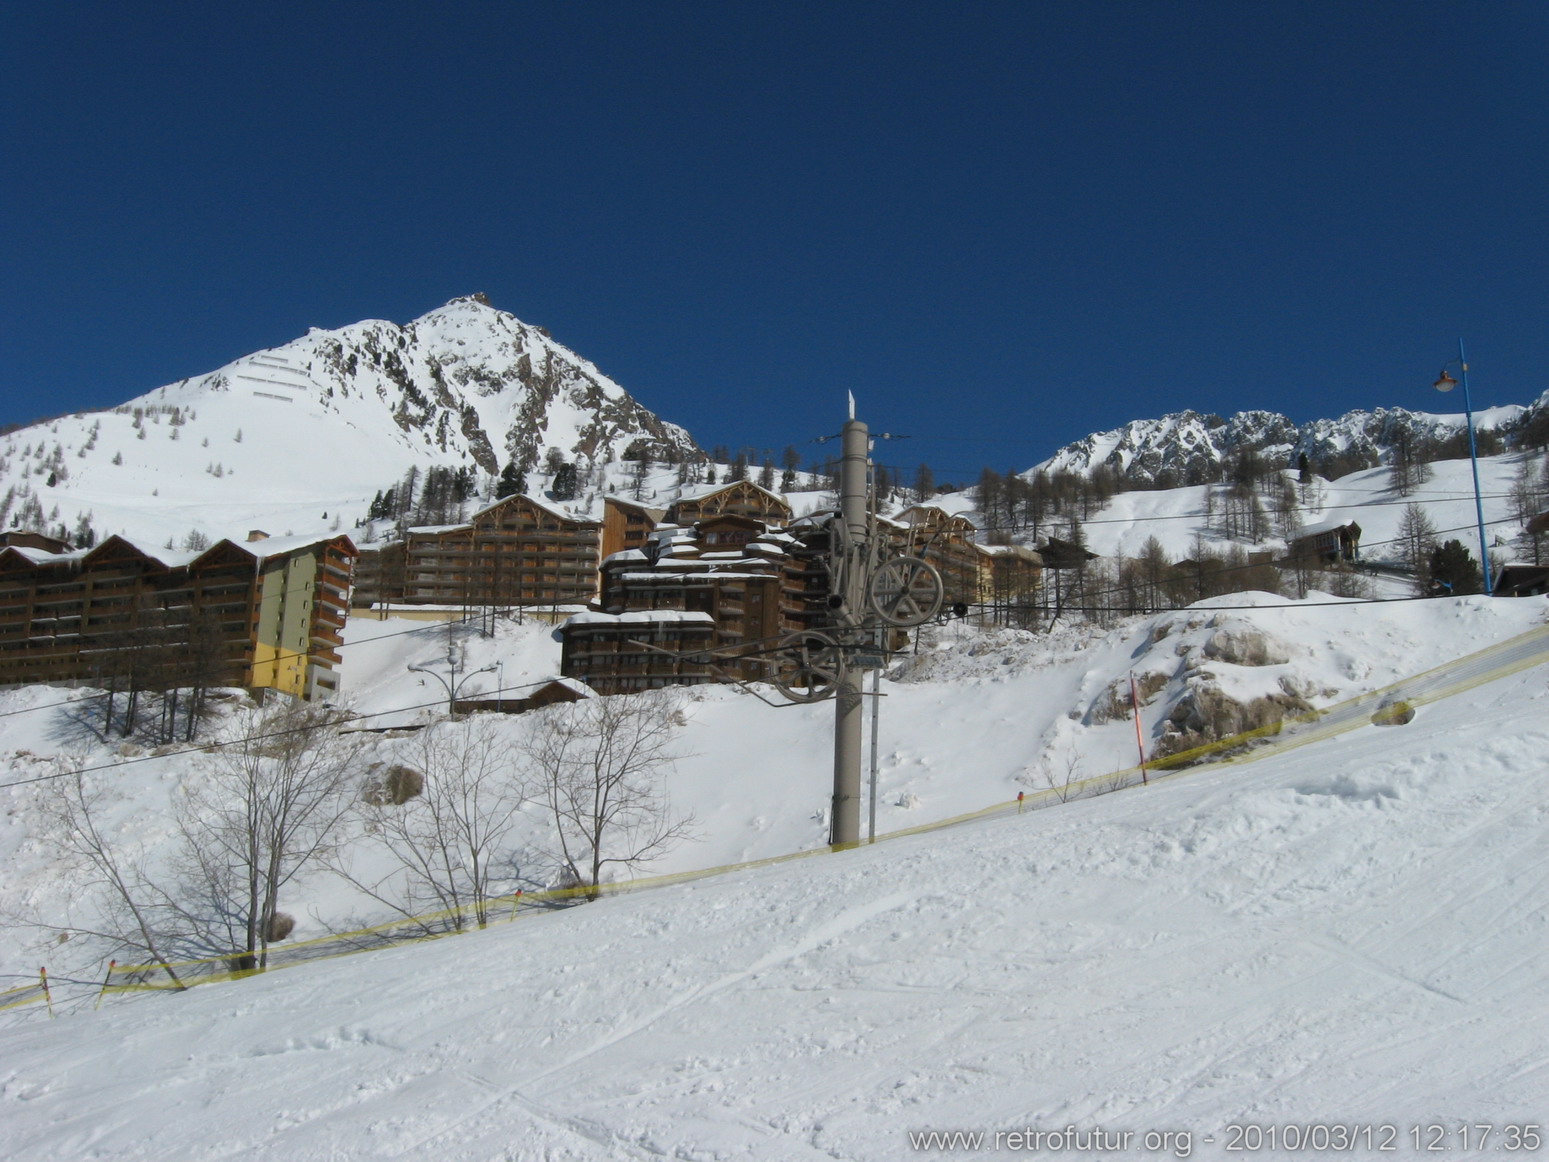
top-left (1130, 672), bottom-right (1148, 785)
top-left (96, 960), bottom-right (117, 1011)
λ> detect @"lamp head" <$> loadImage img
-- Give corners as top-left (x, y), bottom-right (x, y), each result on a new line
top-left (1434, 370), bottom-right (1458, 393)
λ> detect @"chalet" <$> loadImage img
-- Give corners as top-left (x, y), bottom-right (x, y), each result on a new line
top-left (560, 513), bottom-right (821, 694)
top-left (1492, 563), bottom-right (1549, 598)
top-left (663, 480), bottom-right (793, 528)
top-left (1038, 536), bottom-right (1099, 570)
top-left (352, 493), bottom-right (601, 610)
top-left (0, 530), bottom-right (73, 554)
top-left (452, 676), bottom-right (596, 715)
top-left (0, 532), bottom-right (355, 701)
top-left (560, 610), bottom-right (718, 694)
top-left (1287, 520), bottom-right (1362, 566)
top-left (564, 496), bottom-right (1055, 693)
top-left (973, 542), bottom-right (1045, 623)
top-left (887, 506), bottom-right (986, 612)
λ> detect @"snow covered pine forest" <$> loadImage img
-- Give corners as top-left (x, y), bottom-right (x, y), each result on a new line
top-left (2, 298), bottom-right (1548, 1160)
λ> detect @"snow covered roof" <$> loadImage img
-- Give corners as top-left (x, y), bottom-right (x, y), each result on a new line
top-left (547, 676), bottom-right (598, 698)
top-left (469, 492), bottom-right (600, 526)
top-left (562, 610), bottom-right (716, 627)
top-left (891, 504), bottom-right (978, 529)
top-left (238, 532), bottom-right (356, 561)
top-left (787, 510), bottom-right (838, 530)
top-left (0, 544), bottom-right (91, 567)
top-left (601, 495), bottom-right (667, 518)
top-left (672, 480), bottom-right (787, 506)
top-left (601, 548), bottom-right (650, 566)
top-left (616, 571), bottom-right (774, 583)
top-left (975, 542), bottom-right (1041, 560)
top-left (1291, 519), bottom-right (1359, 540)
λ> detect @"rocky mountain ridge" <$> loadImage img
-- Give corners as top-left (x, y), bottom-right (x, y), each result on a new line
top-left (152, 294), bottom-right (700, 474)
top-left (1034, 395), bottom-right (1548, 487)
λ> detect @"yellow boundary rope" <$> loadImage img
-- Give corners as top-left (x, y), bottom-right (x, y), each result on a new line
top-left (15, 620), bottom-right (1548, 1013)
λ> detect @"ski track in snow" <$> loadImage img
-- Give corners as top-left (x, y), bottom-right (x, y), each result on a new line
top-left (385, 891), bottom-right (920, 1161)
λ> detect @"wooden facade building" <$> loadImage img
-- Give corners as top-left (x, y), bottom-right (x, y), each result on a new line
top-left (353, 494), bottom-right (601, 610)
top-left (561, 514), bottom-right (821, 694)
top-left (563, 502), bottom-right (1045, 694)
top-left (599, 497), bottom-right (666, 562)
top-left (0, 531), bottom-right (355, 701)
top-left (887, 506), bottom-right (987, 612)
top-left (974, 542), bottom-right (1046, 624)
top-left (1287, 520), bottom-right (1363, 566)
top-left (663, 481), bottom-right (793, 528)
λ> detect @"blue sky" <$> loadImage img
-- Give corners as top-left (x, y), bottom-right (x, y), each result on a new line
top-left (4, 1), bottom-right (1546, 484)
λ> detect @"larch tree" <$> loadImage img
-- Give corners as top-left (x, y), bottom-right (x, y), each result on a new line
top-left (347, 716), bottom-right (529, 930)
top-left (523, 693), bottom-right (695, 899)
top-left (175, 702), bottom-right (354, 968)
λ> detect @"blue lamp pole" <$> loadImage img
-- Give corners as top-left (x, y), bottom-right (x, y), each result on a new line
top-left (1432, 338), bottom-right (1493, 595)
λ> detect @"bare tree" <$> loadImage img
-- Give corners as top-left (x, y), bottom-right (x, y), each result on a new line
top-left (1511, 454), bottom-right (1548, 526)
top-left (38, 763), bottom-right (187, 987)
top-left (1038, 745), bottom-right (1086, 804)
top-left (1271, 474), bottom-right (1301, 540)
top-left (346, 717), bottom-right (529, 930)
top-left (1135, 535), bottom-right (1171, 613)
top-left (175, 701), bottom-right (354, 968)
top-left (524, 693), bottom-right (695, 898)
top-left (1396, 503), bottom-right (1439, 595)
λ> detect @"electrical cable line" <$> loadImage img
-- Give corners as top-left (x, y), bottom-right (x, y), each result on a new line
top-left (0, 609), bottom-right (532, 726)
top-left (2, 473), bottom-right (1537, 736)
top-left (0, 672), bottom-right (573, 792)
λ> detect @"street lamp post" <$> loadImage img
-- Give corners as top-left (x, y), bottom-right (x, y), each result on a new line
top-left (408, 659), bottom-right (497, 718)
top-left (1432, 338), bottom-right (1494, 595)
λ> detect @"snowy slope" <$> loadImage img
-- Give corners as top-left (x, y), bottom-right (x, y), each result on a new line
top-left (2, 459), bottom-right (1546, 1002)
top-left (1, 609), bottom-right (1546, 1160)
top-left (916, 447), bottom-right (1543, 578)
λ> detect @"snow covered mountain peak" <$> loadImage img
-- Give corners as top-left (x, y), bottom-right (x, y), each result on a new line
top-left (153, 295), bottom-right (696, 474)
top-left (0, 298), bottom-right (700, 548)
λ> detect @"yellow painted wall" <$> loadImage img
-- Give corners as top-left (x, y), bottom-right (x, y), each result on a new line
top-left (250, 551), bottom-right (319, 698)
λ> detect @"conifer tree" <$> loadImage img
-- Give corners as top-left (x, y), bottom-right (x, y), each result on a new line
top-left (496, 460), bottom-right (526, 500)
top-left (1428, 539), bottom-right (1482, 596)
top-left (552, 461), bottom-right (579, 501)
top-left (913, 463), bottom-right (935, 503)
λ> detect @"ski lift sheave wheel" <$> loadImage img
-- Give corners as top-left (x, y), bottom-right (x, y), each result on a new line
top-left (867, 555), bottom-right (944, 627)
top-left (772, 630), bottom-right (846, 703)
